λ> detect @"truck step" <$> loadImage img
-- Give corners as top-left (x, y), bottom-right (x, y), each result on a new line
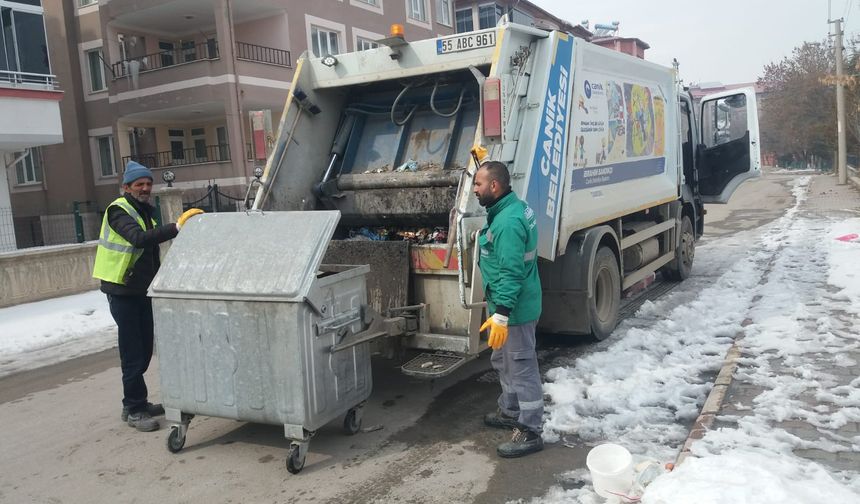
top-left (401, 352), bottom-right (472, 379)
top-left (619, 280), bottom-right (681, 320)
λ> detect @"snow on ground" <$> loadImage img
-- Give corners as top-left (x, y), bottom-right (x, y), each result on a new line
top-left (0, 290), bottom-right (116, 377)
top-left (525, 176), bottom-right (860, 503)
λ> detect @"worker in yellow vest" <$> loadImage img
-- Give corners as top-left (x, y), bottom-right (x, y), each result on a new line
top-left (93, 161), bottom-right (203, 432)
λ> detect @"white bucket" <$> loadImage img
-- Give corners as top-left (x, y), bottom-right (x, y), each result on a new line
top-left (586, 443), bottom-right (634, 499)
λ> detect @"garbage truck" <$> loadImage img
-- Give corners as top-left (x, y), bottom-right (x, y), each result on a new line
top-left (247, 21), bottom-right (759, 372)
top-left (149, 21), bottom-right (759, 471)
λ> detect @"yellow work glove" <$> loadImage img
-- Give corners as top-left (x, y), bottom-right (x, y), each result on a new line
top-left (176, 208), bottom-right (204, 229)
top-left (470, 145), bottom-right (488, 165)
top-left (480, 313), bottom-right (509, 350)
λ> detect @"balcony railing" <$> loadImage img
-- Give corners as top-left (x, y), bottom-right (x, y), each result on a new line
top-left (111, 40), bottom-right (220, 79)
top-left (236, 42), bottom-right (291, 67)
top-left (0, 70), bottom-right (59, 90)
top-left (122, 144), bottom-right (230, 169)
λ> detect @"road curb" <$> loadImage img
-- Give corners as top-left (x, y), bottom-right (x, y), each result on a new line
top-left (674, 336), bottom-right (743, 467)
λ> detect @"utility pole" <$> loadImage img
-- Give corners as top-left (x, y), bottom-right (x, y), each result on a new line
top-left (833, 17), bottom-right (848, 184)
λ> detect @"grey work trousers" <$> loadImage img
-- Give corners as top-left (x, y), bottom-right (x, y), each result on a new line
top-left (490, 320), bottom-right (544, 433)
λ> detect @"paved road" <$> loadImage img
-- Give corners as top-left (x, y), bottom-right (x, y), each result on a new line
top-left (0, 170), bottom-right (798, 504)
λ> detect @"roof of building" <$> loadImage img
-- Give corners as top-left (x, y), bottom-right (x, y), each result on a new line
top-left (590, 36), bottom-right (651, 50)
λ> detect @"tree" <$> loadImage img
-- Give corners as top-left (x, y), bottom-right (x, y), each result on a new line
top-left (757, 40), bottom-right (841, 168)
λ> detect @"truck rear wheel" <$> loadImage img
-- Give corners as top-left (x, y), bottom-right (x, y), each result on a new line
top-left (589, 246), bottom-right (620, 341)
top-left (663, 215), bottom-right (694, 281)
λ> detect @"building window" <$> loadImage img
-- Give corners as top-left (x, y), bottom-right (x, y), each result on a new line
top-left (310, 26), bottom-right (340, 57)
top-left (407, 0), bottom-right (427, 22)
top-left (79, 0), bottom-right (96, 6)
top-left (181, 40), bottom-right (196, 62)
top-left (510, 8), bottom-right (533, 26)
top-left (14, 148), bottom-right (43, 185)
top-left (455, 8), bottom-right (473, 33)
top-left (168, 128), bottom-right (185, 163)
top-left (86, 49), bottom-right (105, 92)
top-left (96, 135), bottom-right (115, 177)
top-left (0, 4), bottom-right (50, 80)
top-left (478, 3), bottom-right (504, 29)
top-left (355, 0), bottom-right (377, 4)
top-left (356, 37), bottom-right (379, 51)
top-left (158, 41), bottom-right (175, 67)
top-left (436, 0), bottom-right (451, 26)
top-left (190, 127), bottom-right (207, 161)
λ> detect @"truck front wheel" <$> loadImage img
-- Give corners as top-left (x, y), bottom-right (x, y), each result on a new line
top-left (663, 215), bottom-right (694, 281)
top-left (589, 246), bottom-right (620, 341)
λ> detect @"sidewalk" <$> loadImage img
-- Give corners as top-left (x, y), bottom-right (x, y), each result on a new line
top-left (660, 174), bottom-right (860, 500)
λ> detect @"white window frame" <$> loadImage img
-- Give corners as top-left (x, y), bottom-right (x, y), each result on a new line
top-left (349, 0), bottom-right (383, 15)
top-left (305, 15), bottom-right (345, 58)
top-left (455, 7), bottom-right (473, 33)
top-left (477, 2), bottom-right (503, 30)
top-left (168, 128), bottom-right (187, 164)
top-left (436, 0), bottom-right (452, 27)
top-left (352, 27), bottom-right (384, 52)
top-left (95, 135), bottom-right (116, 177)
top-left (79, 0), bottom-right (97, 6)
top-left (405, 0), bottom-right (431, 29)
top-left (13, 148), bottom-right (43, 186)
top-left (85, 48), bottom-right (106, 93)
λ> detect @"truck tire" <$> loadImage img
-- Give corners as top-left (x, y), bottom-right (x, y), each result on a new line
top-left (589, 246), bottom-right (620, 341)
top-left (663, 215), bottom-right (694, 281)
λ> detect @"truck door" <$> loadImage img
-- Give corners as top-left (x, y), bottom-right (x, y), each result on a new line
top-left (697, 88), bottom-right (761, 203)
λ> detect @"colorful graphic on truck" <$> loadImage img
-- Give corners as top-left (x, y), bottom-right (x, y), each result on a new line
top-left (625, 84), bottom-right (655, 157)
top-left (570, 74), bottom-right (666, 190)
top-left (525, 32), bottom-right (573, 261)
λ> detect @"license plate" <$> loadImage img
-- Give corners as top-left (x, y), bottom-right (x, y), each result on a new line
top-left (436, 31), bottom-right (497, 55)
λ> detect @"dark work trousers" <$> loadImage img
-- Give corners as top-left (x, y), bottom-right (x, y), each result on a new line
top-left (490, 321), bottom-right (544, 433)
top-left (107, 294), bottom-right (154, 414)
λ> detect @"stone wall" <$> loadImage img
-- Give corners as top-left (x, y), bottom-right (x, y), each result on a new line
top-left (0, 242), bottom-right (99, 307)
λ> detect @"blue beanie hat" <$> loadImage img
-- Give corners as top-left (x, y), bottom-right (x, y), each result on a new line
top-left (122, 160), bottom-right (154, 185)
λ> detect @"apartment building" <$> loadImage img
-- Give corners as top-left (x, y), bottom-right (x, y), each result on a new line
top-left (1, 0), bottom-right (64, 251)
top-left (9, 0), bottom-right (455, 247)
top-left (452, 0), bottom-right (588, 38)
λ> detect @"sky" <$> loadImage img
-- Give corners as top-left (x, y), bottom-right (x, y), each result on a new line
top-left (531, 0), bottom-right (860, 86)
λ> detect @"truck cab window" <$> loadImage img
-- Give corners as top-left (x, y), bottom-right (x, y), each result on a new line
top-left (680, 99), bottom-right (693, 177)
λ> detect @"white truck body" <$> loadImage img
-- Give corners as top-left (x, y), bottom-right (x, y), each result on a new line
top-left (247, 22), bottom-right (760, 376)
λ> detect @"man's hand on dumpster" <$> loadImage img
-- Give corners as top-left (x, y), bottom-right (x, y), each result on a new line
top-left (177, 208), bottom-right (204, 229)
top-left (480, 313), bottom-right (508, 350)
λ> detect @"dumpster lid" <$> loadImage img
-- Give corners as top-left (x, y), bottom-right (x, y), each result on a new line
top-left (149, 211), bottom-right (341, 302)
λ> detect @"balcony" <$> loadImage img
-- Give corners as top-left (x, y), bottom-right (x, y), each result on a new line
top-left (0, 70), bottom-right (63, 151)
top-left (235, 42), bottom-right (291, 68)
top-left (122, 144), bottom-right (230, 169)
top-left (111, 40), bottom-right (220, 79)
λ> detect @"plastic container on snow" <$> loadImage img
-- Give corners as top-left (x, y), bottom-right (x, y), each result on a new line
top-left (586, 443), bottom-right (635, 499)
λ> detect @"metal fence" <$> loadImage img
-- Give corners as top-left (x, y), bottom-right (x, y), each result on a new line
top-left (182, 184), bottom-right (245, 213)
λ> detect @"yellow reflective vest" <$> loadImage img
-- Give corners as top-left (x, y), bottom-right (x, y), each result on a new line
top-left (92, 197), bottom-right (157, 285)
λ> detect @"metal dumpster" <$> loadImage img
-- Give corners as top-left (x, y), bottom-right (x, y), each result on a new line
top-left (149, 210), bottom-right (372, 473)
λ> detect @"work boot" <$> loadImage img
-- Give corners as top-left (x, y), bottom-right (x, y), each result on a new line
top-left (126, 411), bottom-right (160, 432)
top-left (497, 427), bottom-right (544, 458)
top-left (483, 409), bottom-right (519, 430)
top-left (121, 402), bottom-right (165, 422)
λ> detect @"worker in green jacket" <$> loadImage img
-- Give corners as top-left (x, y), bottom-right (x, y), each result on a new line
top-left (474, 159), bottom-right (544, 458)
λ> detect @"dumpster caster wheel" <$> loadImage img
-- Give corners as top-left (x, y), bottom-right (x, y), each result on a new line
top-left (167, 426), bottom-right (186, 453)
top-left (286, 445), bottom-right (305, 474)
top-left (343, 408), bottom-right (362, 435)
